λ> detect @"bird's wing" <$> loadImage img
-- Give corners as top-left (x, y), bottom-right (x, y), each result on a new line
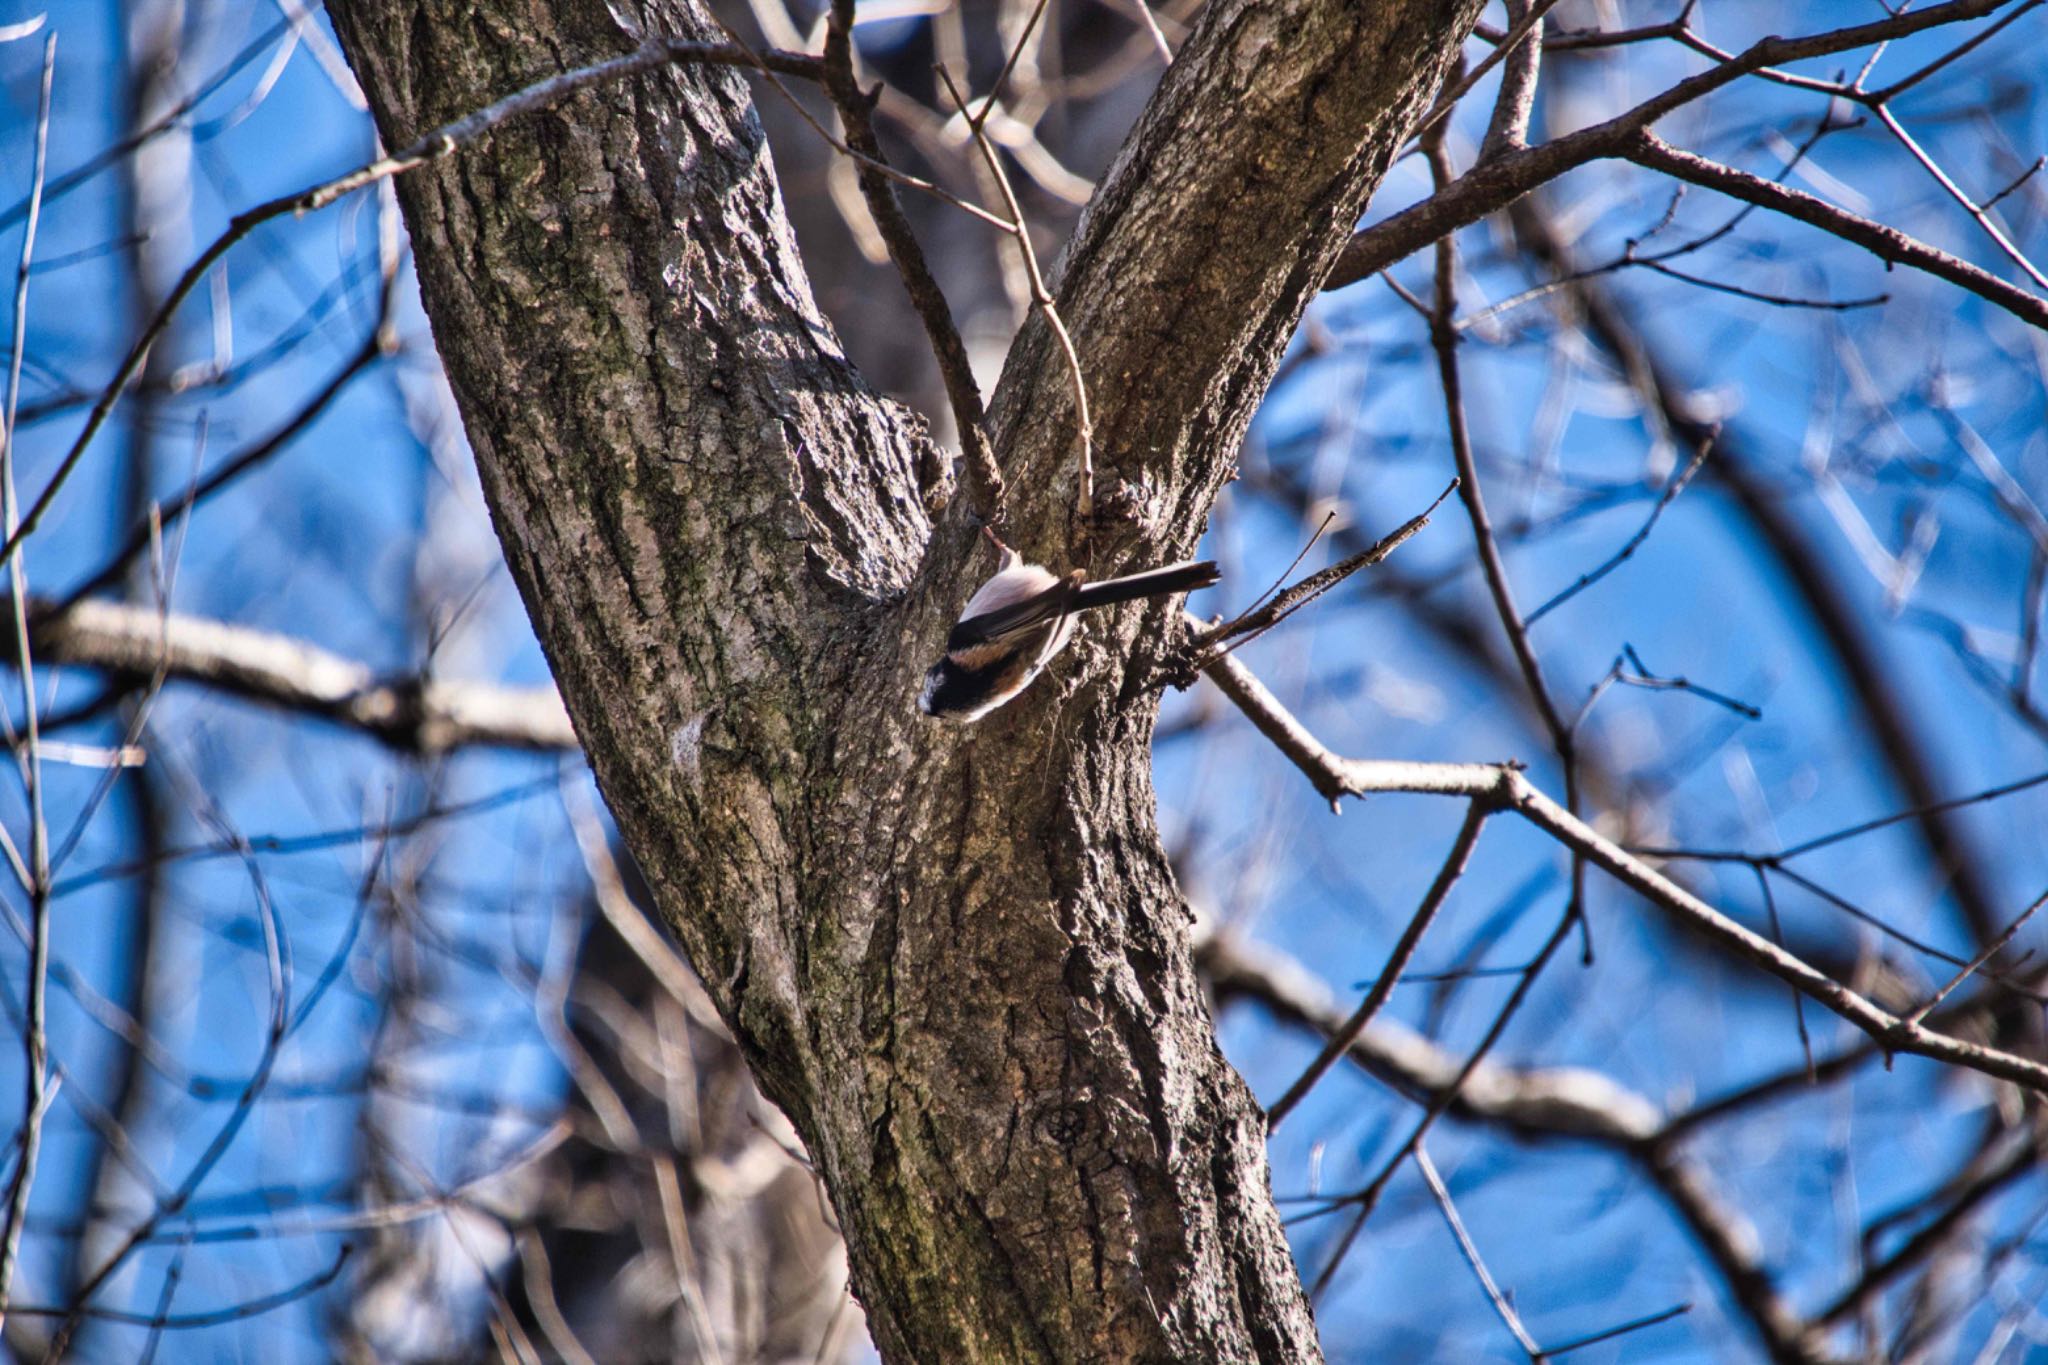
top-left (947, 570), bottom-right (1084, 650)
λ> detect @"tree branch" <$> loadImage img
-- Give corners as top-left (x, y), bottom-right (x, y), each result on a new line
top-left (13, 598), bottom-right (575, 753)
top-left (820, 1), bottom-right (1003, 517)
top-left (1502, 197), bottom-right (2025, 953)
top-left (3, 33), bottom-right (824, 566)
top-left (1197, 929), bottom-right (1663, 1142)
top-left (1325, 0), bottom-right (2047, 338)
top-left (1620, 131), bottom-right (2048, 330)
top-left (1263, 799), bottom-right (1488, 1128)
top-left (1198, 648), bottom-right (2048, 1095)
top-left (1198, 912), bottom-right (1847, 1365)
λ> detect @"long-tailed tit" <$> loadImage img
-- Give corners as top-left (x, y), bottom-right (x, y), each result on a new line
top-left (918, 532), bottom-right (1220, 721)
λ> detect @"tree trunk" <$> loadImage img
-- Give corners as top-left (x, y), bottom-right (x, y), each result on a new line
top-left (327, 0), bottom-right (1482, 1358)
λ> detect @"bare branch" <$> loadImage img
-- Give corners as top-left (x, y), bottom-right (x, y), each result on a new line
top-left (1190, 480), bottom-right (1455, 668)
top-left (1815, 1134), bottom-right (2037, 1329)
top-left (1265, 800), bottom-right (1488, 1127)
top-left (12, 598), bottom-right (576, 753)
top-left (1412, 0), bottom-right (1565, 152)
top-left (1416, 1145), bottom-right (1544, 1360)
top-left (48, 765), bottom-right (293, 1356)
top-left (935, 62), bottom-right (1095, 547)
top-left (1197, 928), bottom-right (1842, 1364)
top-left (1327, 0), bottom-right (2045, 331)
top-left (1307, 908), bottom-right (1577, 1299)
top-left (1477, 0), bottom-right (1543, 161)
top-left (1426, 146), bottom-right (1566, 747)
top-left (1544, 1303), bottom-right (1694, 1357)
top-left (0, 35), bottom-right (57, 1331)
top-left (51, 325), bottom-right (387, 615)
top-left (821, 1), bottom-right (1003, 517)
top-left (1421, 124), bottom-right (1594, 968)
top-left (1527, 435), bottom-right (1713, 627)
top-left (1873, 103), bottom-right (2048, 289)
top-left (1644, 1148), bottom-right (1840, 1364)
top-left (1506, 194), bottom-right (2024, 952)
top-left (1, 34), bottom-right (826, 564)
top-left (1621, 131), bottom-right (2048, 331)
top-left (53, 775), bottom-right (559, 900)
top-left (0, 16), bottom-right (291, 235)
top-left (1198, 929), bottom-right (1663, 1142)
top-left (1199, 650), bottom-right (2048, 1095)
top-left (10, 1244), bottom-right (351, 1330)
top-left (1906, 888), bottom-right (2048, 1024)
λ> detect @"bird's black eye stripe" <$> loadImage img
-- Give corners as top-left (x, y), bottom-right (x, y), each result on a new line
top-left (923, 651), bottom-right (1036, 718)
top-left (922, 661), bottom-right (989, 716)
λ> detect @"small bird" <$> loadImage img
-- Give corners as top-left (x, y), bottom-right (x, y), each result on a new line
top-left (918, 531), bottom-right (1220, 722)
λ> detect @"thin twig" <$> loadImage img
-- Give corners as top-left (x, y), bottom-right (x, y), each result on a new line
top-left (1196, 650), bottom-right (2048, 1095)
top-left (1230, 510), bottom-right (1337, 637)
top-left (12, 1245), bottom-right (351, 1330)
top-left (0, 35), bottom-right (827, 565)
top-left (1409, 0), bottom-right (1567, 150)
top-left (1754, 867), bottom-right (1815, 1081)
top-left (48, 768), bottom-right (294, 1355)
top-left (0, 36), bottom-right (56, 1333)
top-left (1416, 1145), bottom-right (1544, 1360)
top-left (1328, 1), bottom-right (2048, 335)
top-left (1266, 800), bottom-right (1488, 1126)
top-left (41, 417), bottom-right (203, 904)
top-left (1192, 481), bottom-right (1456, 666)
top-left (52, 324), bottom-right (387, 615)
top-left (715, 18), bottom-right (1009, 231)
top-left (1907, 887), bottom-right (2048, 1024)
top-left (1426, 154), bottom-right (1566, 749)
top-left (1545, 1302), bottom-right (1693, 1356)
top-left (1873, 103), bottom-right (2048, 289)
top-left (1620, 131), bottom-right (2048, 333)
top-left (1634, 769), bottom-right (2048, 865)
top-left (1983, 154), bottom-right (2046, 212)
top-left (1124, 0), bottom-right (1173, 63)
top-left (936, 63), bottom-right (1096, 551)
top-left (1527, 434), bottom-right (1714, 625)
top-left (1309, 908), bottom-right (1578, 1299)
top-left (54, 774), bottom-right (560, 899)
top-left (1422, 128), bottom-right (1591, 964)
top-left (969, 0), bottom-right (1056, 133)
top-left (1632, 258), bottom-right (1888, 311)
top-left (0, 17), bottom-right (294, 236)
top-left (820, 0), bottom-right (1004, 517)
top-left (515, 1230), bottom-right (600, 1365)
top-left (1574, 644), bottom-right (1762, 727)
top-left (133, 1237), bottom-right (189, 1365)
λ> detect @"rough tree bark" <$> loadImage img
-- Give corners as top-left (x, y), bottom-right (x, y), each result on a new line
top-left (327, 0), bottom-right (1482, 1359)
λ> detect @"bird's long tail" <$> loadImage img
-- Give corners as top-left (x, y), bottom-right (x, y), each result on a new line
top-left (1073, 560), bottom-right (1220, 611)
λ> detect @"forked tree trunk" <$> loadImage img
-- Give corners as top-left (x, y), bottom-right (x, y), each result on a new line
top-left (328, 0), bottom-right (1482, 1357)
